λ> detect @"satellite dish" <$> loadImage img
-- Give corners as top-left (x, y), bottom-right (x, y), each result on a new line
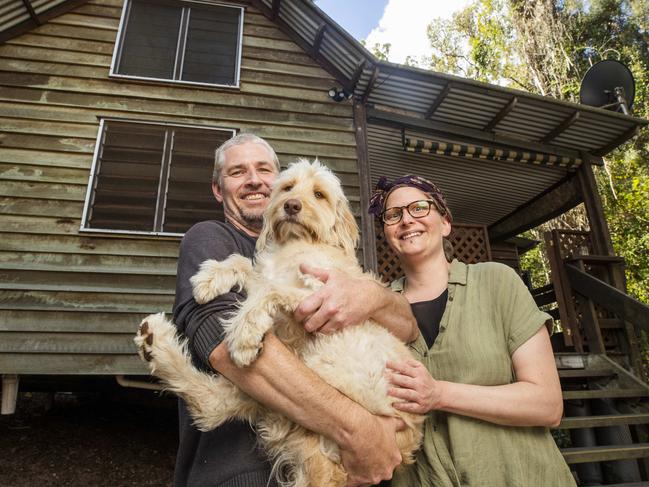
top-left (580, 60), bottom-right (635, 115)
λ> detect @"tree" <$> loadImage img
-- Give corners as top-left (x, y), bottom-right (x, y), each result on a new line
top-left (424, 0), bottom-right (649, 301)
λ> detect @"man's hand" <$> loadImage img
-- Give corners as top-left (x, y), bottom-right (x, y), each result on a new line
top-left (340, 413), bottom-right (405, 487)
top-left (295, 264), bottom-right (377, 334)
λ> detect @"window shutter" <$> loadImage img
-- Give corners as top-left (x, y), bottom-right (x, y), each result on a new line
top-left (117, 1), bottom-right (182, 80)
top-left (163, 127), bottom-right (230, 233)
top-left (88, 122), bottom-right (166, 232)
top-left (182, 5), bottom-right (240, 85)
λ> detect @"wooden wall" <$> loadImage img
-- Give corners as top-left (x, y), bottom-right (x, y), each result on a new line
top-left (0, 0), bottom-right (358, 375)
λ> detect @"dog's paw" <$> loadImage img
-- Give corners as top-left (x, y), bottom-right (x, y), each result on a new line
top-left (135, 315), bottom-right (157, 363)
top-left (191, 260), bottom-right (229, 304)
top-left (225, 311), bottom-right (273, 367)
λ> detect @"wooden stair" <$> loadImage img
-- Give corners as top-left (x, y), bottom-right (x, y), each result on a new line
top-left (554, 353), bottom-right (649, 485)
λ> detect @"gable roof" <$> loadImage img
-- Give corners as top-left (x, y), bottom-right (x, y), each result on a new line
top-left (0, 0), bottom-right (88, 43)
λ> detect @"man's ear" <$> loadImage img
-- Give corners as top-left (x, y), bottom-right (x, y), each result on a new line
top-left (212, 181), bottom-right (223, 203)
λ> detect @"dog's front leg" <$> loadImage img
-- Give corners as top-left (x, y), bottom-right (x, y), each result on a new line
top-left (224, 288), bottom-right (301, 367)
top-left (191, 254), bottom-right (253, 304)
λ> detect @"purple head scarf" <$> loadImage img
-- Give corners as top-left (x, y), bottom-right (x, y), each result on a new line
top-left (368, 175), bottom-right (452, 222)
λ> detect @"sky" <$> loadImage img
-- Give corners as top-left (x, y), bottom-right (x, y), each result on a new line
top-left (315, 0), bottom-right (471, 65)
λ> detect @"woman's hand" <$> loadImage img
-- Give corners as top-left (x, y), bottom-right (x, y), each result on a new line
top-left (386, 359), bottom-right (443, 414)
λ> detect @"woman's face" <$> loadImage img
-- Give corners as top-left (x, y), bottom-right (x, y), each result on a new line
top-left (383, 186), bottom-right (451, 263)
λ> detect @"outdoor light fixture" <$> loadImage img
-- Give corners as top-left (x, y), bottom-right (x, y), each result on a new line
top-left (328, 87), bottom-right (352, 102)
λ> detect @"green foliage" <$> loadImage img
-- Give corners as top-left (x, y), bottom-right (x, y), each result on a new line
top-left (424, 0), bottom-right (649, 302)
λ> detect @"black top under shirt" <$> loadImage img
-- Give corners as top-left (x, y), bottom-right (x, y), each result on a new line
top-left (410, 289), bottom-right (449, 348)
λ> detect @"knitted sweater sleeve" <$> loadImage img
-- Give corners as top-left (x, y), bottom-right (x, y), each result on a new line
top-left (172, 221), bottom-right (255, 372)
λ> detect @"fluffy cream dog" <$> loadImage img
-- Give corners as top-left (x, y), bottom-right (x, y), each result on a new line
top-left (135, 159), bottom-right (423, 487)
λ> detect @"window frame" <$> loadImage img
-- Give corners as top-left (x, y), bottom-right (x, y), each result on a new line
top-left (80, 118), bottom-right (236, 237)
top-left (109, 0), bottom-right (245, 89)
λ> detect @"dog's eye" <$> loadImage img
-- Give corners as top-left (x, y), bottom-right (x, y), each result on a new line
top-left (283, 185), bottom-right (293, 192)
top-left (314, 191), bottom-right (324, 199)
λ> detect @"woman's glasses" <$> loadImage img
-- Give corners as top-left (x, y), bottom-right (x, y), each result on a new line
top-left (381, 200), bottom-right (437, 226)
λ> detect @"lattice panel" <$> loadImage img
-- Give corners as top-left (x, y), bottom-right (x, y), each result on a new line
top-left (555, 230), bottom-right (593, 259)
top-left (375, 222), bottom-right (492, 283)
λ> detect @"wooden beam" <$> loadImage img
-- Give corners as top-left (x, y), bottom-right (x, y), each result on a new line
top-left (425, 82), bottom-right (452, 119)
top-left (1, 0), bottom-right (88, 43)
top-left (484, 96), bottom-right (517, 132)
top-left (349, 59), bottom-right (366, 92)
top-left (489, 176), bottom-right (581, 242)
top-left (311, 23), bottom-right (327, 57)
top-left (595, 125), bottom-right (639, 156)
top-left (541, 111), bottom-right (579, 143)
top-left (250, 0), bottom-right (352, 90)
top-left (565, 264), bottom-right (649, 333)
top-left (577, 162), bottom-right (614, 255)
top-left (353, 101), bottom-right (377, 272)
top-left (21, 0), bottom-right (40, 25)
top-left (361, 66), bottom-right (380, 104)
top-left (367, 106), bottom-right (584, 161)
top-left (271, 0), bottom-right (281, 19)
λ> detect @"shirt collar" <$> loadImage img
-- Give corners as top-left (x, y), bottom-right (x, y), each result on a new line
top-left (390, 259), bottom-right (467, 292)
top-left (448, 259), bottom-right (468, 285)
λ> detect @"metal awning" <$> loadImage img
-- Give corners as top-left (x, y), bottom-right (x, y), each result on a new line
top-left (403, 134), bottom-right (581, 169)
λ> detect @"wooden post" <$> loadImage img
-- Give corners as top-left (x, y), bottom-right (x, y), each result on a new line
top-left (1, 374), bottom-right (19, 415)
top-left (577, 162), bottom-right (614, 256)
top-left (353, 100), bottom-right (377, 272)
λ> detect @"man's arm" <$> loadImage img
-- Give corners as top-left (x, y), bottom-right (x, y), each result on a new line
top-left (210, 333), bottom-right (404, 486)
top-left (294, 264), bottom-right (418, 342)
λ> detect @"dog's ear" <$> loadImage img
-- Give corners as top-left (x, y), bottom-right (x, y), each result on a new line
top-left (334, 197), bottom-right (359, 257)
top-left (255, 213), bottom-right (273, 253)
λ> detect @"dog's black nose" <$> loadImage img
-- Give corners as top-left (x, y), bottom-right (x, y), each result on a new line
top-left (284, 199), bottom-right (301, 215)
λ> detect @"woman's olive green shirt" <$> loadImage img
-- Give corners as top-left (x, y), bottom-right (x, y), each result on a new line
top-left (390, 260), bottom-right (575, 487)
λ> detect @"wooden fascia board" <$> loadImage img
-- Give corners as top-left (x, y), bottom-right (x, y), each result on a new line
top-left (367, 106), bottom-right (584, 160)
top-left (1, 0), bottom-right (88, 43)
top-left (484, 96), bottom-right (517, 132)
top-left (488, 175), bottom-right (581, 242)
top-left (542, 111), bottom-right (580, 143)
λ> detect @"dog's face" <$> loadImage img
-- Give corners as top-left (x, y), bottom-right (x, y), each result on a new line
top-left (256, 159), bottom-right (359, 256)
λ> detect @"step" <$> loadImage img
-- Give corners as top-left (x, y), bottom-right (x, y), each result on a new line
top-left (562, 388), bottom-right (649, 400)
top-left (601, 483), bottom-right (649, 487)
top-left (561, 443), bottom-right (649, 464)
top-left (559, 369), bottom-right (616, 379)
top-left (566, 255), bottom-right (625, 265)
top-left (559, 413), bottom-right (649, 429)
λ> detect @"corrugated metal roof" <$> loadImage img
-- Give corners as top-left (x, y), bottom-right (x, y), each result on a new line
top-left (252, 0), bottom-right (647, 158)
top-left (0, 0), bottom-right (82, 42)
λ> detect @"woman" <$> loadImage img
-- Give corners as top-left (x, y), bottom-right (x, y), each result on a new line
top-left (368, 175), bottom-right (576, 487)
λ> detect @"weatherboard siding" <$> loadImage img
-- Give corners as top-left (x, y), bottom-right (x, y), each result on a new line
top-left (0, 0), bottom-right (359, 374)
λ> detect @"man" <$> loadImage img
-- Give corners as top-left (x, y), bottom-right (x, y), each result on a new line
top-left (172, 133), bottom-right (418, 487)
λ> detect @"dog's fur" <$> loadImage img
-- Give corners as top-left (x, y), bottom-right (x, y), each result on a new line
top-left (135, 159), bottom-right (423, 487)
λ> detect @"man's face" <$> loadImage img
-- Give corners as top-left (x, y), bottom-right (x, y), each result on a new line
top-left (212, 142), bottom-right (279, 236)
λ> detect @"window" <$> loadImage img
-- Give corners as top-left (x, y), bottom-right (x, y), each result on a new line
top-left (82, 120), bottom-right (234, 235)
top-left (111, 0), bottom-right (243, 87)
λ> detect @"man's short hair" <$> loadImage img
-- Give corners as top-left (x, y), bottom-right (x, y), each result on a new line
top-left (212, 133), bottom-right (280, 185)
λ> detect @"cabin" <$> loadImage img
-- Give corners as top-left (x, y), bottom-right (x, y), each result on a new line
top-left (1, 0), bottom-right (648, 484)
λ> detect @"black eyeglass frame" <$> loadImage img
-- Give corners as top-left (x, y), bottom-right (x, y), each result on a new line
top-left (381, 199), bottom-right (439, 226)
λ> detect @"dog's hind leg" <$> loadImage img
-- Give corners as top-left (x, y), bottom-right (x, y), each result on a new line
top-left (135, 313), bottom-right (257, 430)
top-left (190, 254), bottom-right (253, 304)
top-left (224, 288), bottom-right (302, 367)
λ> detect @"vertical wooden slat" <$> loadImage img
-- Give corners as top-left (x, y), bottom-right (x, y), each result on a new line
top-left (353, 100), bottom-right (376, 272)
